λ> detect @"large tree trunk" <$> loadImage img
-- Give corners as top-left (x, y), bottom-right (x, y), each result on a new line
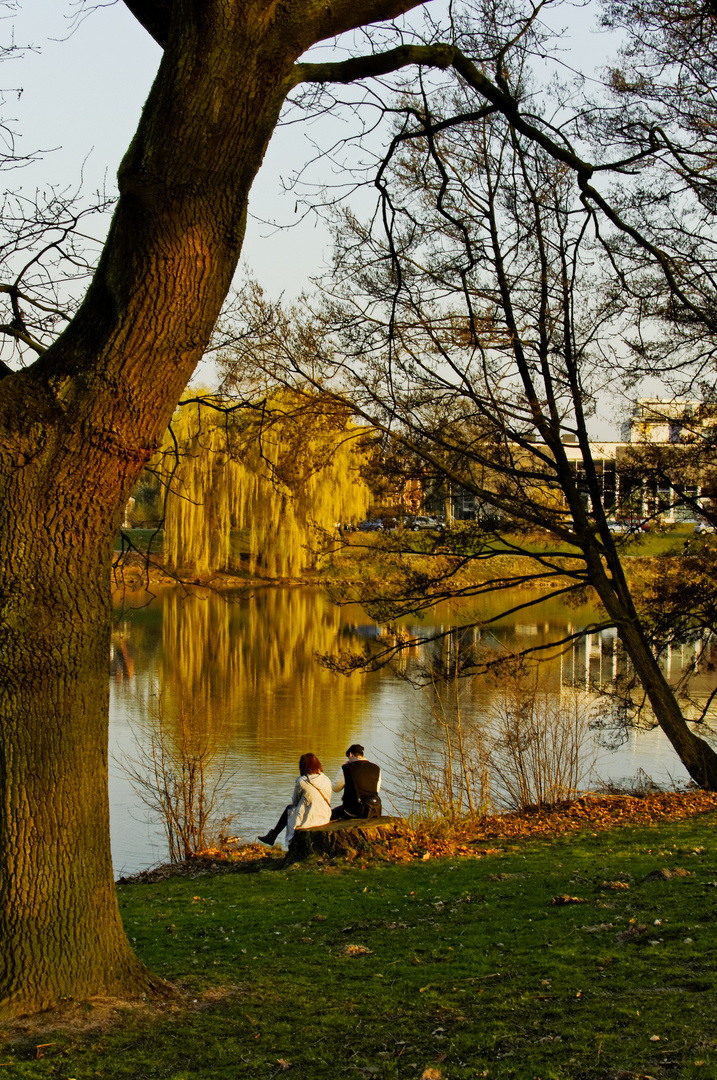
top-left (0, 7), bottom-right (290, 1015)
top-left (0, 449), bottom-right (162, 1012)
top-left (0, 0), bottom-right (427, 1018)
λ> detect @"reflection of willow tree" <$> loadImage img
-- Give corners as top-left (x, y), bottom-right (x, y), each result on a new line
top-left (159, 588), bottom-right (368, 750)
top-left (158, 391), bottom-right (371, 578)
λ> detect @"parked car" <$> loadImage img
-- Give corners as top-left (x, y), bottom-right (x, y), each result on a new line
top-left (407, 515), bottom-right (443, 531)
top-left (695, 520), bottom-right (716, 534)
top-left (357, 519), bottom-right (384, 532)
top-left (606, 518), bottom-right (649, 533)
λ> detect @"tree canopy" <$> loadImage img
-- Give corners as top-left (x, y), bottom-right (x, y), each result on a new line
top-left (157, 390), bottom-right (371, 577)
top-left (218, 0), bottom-right (717, 788)
top-left (3, 0), bottom-right (717, 1019)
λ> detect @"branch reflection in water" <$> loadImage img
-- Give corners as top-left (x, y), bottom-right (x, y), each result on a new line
top-left (109, 586), bottom-right (713, 875)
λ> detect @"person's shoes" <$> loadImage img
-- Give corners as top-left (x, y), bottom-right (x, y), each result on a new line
top-left (257, 833), bottom-right (275, 846)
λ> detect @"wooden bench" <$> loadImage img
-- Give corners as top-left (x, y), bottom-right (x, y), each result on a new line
top-left (286, 816), bottom-right (402, 863)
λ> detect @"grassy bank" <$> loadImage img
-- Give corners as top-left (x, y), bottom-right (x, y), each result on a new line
top-left (320, 525), bottom-right (704, 592)
top-left (3, 796), bottom-right (717, 1079)
top-left (115, 524), bottom-right (702, 564)
top-left (112, 526), bottom-right (706, 596)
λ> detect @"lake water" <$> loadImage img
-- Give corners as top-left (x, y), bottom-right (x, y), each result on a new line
top-left (108, 584), bottom-right (716, 876)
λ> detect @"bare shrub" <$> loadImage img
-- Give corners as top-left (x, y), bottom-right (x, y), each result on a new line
top-left (488, 665), bottom-right (598, 811)
top-left (395, 662), bottom-right (597, 821)
top-left (118, 695), bottom-right (238, 862)
top-left (395, 673), bottom-right (493, 822)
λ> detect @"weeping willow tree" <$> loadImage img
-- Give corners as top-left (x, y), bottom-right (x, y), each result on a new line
top-left (158, 391), bottom-right (372, 578)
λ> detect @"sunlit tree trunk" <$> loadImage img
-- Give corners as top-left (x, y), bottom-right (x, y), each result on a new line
top-left (0, 426), bottom-right (161, 1010)
top-left (0, 15), bottom-right (288, 1014)
top-left (0, 0), bottom-right (427, 1018)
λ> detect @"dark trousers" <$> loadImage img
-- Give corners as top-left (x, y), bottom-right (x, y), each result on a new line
top-left (268, 805), bottom-right (290, 838)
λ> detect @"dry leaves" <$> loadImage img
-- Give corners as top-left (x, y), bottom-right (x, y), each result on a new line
top-left (117, 792), bottom-right (717, 877)
top-left (642, 868), bottom-right (691, 883)
top-left (361, 791), bottom-right (717, 865)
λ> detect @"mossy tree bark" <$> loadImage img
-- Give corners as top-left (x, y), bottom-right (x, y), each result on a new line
top-left (0, 0), bottom-right (428, 1018)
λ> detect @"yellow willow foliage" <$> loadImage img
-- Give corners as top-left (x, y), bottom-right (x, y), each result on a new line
top-left (158, 587), bottom-right (368, 754)
top-left (159, 401), bottom-right (242, 576)
top-left (160, 394), bottom-right (371, 577)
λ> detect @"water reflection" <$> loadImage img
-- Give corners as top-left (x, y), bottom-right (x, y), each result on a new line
top-left (109, 586), bottom-right (715, 875)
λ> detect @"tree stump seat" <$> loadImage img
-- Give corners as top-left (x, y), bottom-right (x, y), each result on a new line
top-left (286, 816), bottom-right (403, 863)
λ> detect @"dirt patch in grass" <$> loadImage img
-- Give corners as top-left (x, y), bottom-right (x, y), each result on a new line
top-left (3, 994), bottom-right (182, 1043)
top-left (1, 985), bottom-right (245, 1045)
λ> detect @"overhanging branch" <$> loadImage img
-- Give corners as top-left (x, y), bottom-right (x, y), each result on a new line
top-left (295, 40), bottom-right (717, 334)
top-left (293, 43), bottom-right (455, 87)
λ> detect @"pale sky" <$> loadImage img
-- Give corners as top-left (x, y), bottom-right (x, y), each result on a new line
top-left (5, 0), bottom-right (627, 430)
top-left (8, 0), bottom-right (342, 296)
top-left (8, 1), bottom-right (618, 289)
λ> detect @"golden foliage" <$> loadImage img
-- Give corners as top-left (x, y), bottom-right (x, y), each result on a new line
top-left (158, 586), bottom-right (369, 747)
top-left (158, 391), bottom-right (371, 577)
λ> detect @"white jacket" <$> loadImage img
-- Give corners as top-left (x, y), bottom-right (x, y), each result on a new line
top-left (286, 772), bottom-right (333, 843)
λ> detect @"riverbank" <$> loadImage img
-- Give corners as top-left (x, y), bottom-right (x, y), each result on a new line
top-left (113, 527), bottom-right (698, 597)
top-left (117, 790), bottom-right (717, 883)
top-left (5, 793), bottom-right (717, 1079)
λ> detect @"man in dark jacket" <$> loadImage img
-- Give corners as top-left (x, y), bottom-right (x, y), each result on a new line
top-left (331, 744), bottom-right (382, 819)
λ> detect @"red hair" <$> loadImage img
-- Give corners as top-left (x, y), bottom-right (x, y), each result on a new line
top-left (299, 753), bottom-right (322, 775)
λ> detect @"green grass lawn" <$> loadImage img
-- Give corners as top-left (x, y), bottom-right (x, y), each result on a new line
top-left (113, 524), bottom-right (703, 577)
top-left (4, 811), bottom-right (717, 1079)
top-left (614, 524), bottom-right (701, 558)
top-left (338, 523), bottom-right (703, 558)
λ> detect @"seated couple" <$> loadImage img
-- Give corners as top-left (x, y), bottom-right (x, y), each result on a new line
top-left (258, 744), bottom-right (382, 847)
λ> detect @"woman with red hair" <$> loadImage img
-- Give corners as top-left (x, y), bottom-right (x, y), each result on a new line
top-left (258, 752), bottom-right (333, 847)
